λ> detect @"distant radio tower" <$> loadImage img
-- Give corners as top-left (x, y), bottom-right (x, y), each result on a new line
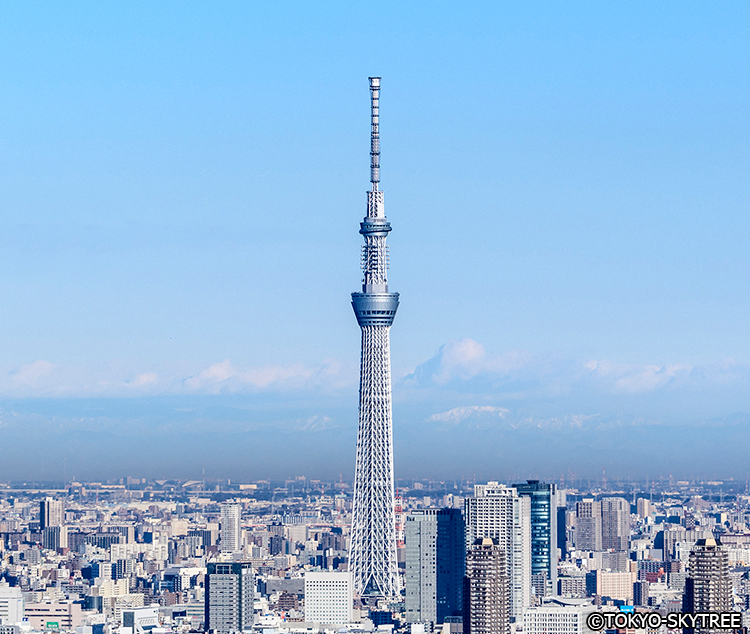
top-left (348, 77), bottom-right (400, 599)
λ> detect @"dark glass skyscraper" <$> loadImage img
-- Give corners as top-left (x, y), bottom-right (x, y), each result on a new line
top-left (514, 480), bottom-right (558, 596)
top-left (405, 508), bottom-right (464, 625)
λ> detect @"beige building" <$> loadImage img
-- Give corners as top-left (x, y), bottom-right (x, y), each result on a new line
top-left (591, 570), bottom-right (635, 601)
top-left (24, 603), bottom-right (82, 630)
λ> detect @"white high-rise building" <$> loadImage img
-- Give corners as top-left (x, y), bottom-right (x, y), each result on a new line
top-left (601, 497), bottom-right (630, 551)
top-left (465, 482), bottom-right (531, 622)
top-left (304, 572), bottom-right (353, 625)
top-left (40, 499), bottom-right (63, 529)
top-left (220, 503), bottom-right (241, 553)
top-left (0, 583), bottom-right (24, 625)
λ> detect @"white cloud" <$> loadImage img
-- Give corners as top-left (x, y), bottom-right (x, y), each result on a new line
top-left (182, 358), bottom-right (352, 394)
top-left (584, 359), bottom-right (694, 394)
top-left (129, 373), bottom-right (159, 387)
top-left (10, 361), bottom-right (55, 385)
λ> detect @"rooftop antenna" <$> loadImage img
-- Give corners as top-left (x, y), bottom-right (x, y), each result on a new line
top-left (369, 76), bottom-right (380, 191)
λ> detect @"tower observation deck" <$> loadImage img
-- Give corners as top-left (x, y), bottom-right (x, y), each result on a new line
top-left (348, 77), bottom-right (400, 599)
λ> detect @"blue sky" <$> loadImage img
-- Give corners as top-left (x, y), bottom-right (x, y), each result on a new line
top-left (2, 2), bottom-right (750, 480)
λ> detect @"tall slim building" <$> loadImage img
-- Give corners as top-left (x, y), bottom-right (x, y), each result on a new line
top-left (683, 538), bottom-right (732, 633)
top-left (600, 497), bottom-right (630, 552)
top-left (220, 503), bottom-right (241, 553)
top-left (349, 77), bottom-right (400, 599)
top-left (514, 480), bottom-right (558, 597)
top-left (575, 499), bottom-right (601, 551)
top-left (463, 538), bottom-right (510, 634)
top-left (40, 499), bottom-right (63, 530)
top-left (465, 483), bottom-right (531, 622)
top-left (205, 562), bottom-right (254, 634)
top-left (405, 508), bottom-right (464, 625)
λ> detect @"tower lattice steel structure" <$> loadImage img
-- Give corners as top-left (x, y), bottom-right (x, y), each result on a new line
top-left (349, 77), bottom-right (400, 599)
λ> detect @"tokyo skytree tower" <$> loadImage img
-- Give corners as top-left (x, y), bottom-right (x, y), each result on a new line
top-left (349, 77), bottom-right (400, 599)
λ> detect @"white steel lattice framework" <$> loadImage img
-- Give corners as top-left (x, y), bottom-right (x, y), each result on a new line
top-left (349, 77), bottom-right (400, 599)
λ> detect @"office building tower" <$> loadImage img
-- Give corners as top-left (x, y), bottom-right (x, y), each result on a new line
top-left (0, 584), bottom-right (24, 626)
top-left (220, 503), bottom-right (241, 553)
top-left (349, 77), bottom-right (400, 599)
top-left (41, 526), bottom-right (68, 551)
top-left (465, 482), bottom-right (531, 621)
top-left (683, 538), bottom-right (732, 632)
top-left (39, 499), bottom-right (63, 530)
top-left (600, 497), bottom-right (630, 552)
top-left (636, 498), bottom-right (651, 519)
top-left (304, 572), bottom-right (353, 625)
top-left (205, 562), bottom-right (254, 634)
top-left (575, 499), bottom-right (602, 551)
top-left (405, 508), bottom-right (464, 625)
top-left (463, 538), bottom-right (510, 634)
top-left (633, 580), bottom-right (649, 606)
top-left (514, 480), bottom-right (558, 596)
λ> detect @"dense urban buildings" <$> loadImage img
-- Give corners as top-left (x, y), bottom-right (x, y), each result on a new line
top-left (0, 476), bottom-right (748, 633)
top-left (348, 76), bottom-right (400, 600)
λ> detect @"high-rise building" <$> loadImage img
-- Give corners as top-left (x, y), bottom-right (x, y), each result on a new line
top-left (633, 580), bottom-right (649, 606)
top-left (514, 480), bottom-right (558, 596)
top-left (41, 526), bottom-right (68, 551)
top-left (405, 508), bottom-right (464, 625)
top-left (463, 538), bottom-right (510, 634)
top-left (304, 572), bottom-right (353, 625)
top-left (636, 498), bottom-right (651, 519)
top-left (600, 497), bottom-right (630, 552)
top-left (220, 503), bottom-right (241, 553)
top-left (465, 482), bottom-right (531, 621)
top-left (205, 562), bottom-right (254, 634)
top-left (349, 77), bottom-right (400, 599)
top-left (575, 499), bottom-right (601, 551)
top-left (39, 499), bottom-right (63, 530)
top-left (683, 538), bottom-right (732, 632)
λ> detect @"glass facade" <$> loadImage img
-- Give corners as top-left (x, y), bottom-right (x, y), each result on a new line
top-left (514, 480), bottom-right (558, 596)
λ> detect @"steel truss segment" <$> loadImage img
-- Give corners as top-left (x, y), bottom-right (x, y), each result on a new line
top-left (350, 325), bottom-right (399, 598)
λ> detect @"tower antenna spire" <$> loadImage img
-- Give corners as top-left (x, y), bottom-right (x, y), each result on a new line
top-left (369, 77), bottom-right (380, 191)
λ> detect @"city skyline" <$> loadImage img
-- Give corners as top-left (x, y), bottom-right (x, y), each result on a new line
top-left (3, 3), bottom-right (750, 480)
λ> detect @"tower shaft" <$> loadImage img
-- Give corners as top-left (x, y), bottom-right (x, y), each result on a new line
top-left (349, 77), bottom-right (399, 599)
